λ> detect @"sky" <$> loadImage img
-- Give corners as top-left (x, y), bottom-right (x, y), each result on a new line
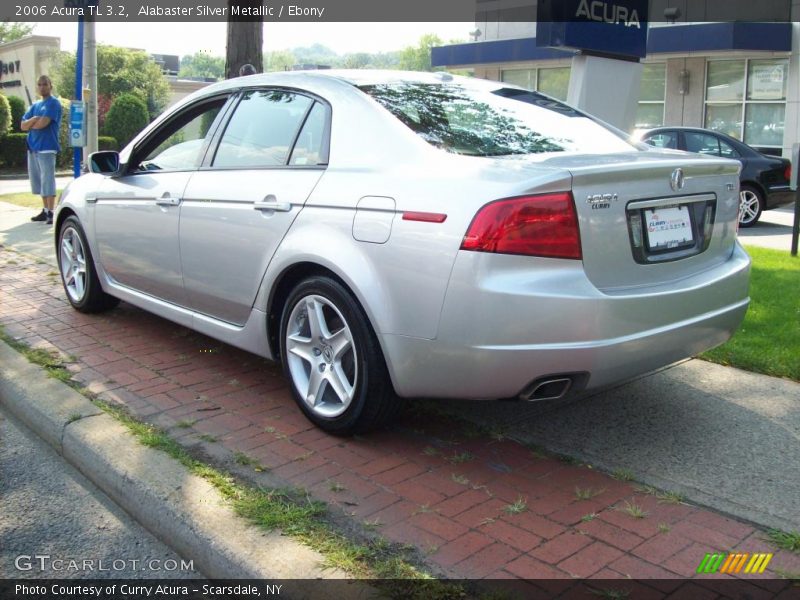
top-left (30, 22), bottom-right (472, 57)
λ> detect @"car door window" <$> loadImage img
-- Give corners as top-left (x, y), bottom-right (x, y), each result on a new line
top-left (135, 99), bottom-right (228, 172)
top-left (289, 102), bottom-right (328, 166)
top-left (718, 139), bottom-right (740, 158)
top-left (685, 132), bottom-right (721, 156)
top-left (213, 90), bottom-right (313, 168)
top-left (644, 132), bottom-right (678, 149)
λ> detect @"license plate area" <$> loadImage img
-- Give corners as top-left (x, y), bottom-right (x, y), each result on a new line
top-left (644, 205), bottom-right (693, 252)
top-left (626, 194), bottom-right (716, 264)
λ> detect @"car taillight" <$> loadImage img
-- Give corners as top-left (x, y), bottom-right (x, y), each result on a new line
top-left (785, 165), bottom-right (792, 182)
top-left (461, 192), bottom-right (582, 259)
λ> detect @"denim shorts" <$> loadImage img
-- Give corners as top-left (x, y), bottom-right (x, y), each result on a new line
top-left (28, 151), bottom-right (57, 197)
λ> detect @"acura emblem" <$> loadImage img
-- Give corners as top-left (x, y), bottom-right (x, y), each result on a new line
top-left (670, 168), bottom-right (685, 191)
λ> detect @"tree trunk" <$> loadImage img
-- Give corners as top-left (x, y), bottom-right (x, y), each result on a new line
top-left (225, 0), bottom-right (264, 79)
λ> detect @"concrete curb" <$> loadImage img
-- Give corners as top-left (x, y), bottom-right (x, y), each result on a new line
top-left (0, 340), bottom-right (348, 581)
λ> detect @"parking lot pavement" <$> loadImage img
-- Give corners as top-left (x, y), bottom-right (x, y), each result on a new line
top-left (2, 249), bottom-right (800, 587)
top-left (737, 204), bottom-right (797, 251)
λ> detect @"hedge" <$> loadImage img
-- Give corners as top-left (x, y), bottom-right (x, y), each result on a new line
top-left (8, 95), bottom-right (25, 133)
top-left (0, 133), bottom-right (27, 167)
top-left (104, 93), bottom-right (149, 149)
top-left (56, 97), bottom-right (72, 168)
top-left (0, 94), bottom-right (11, 137)
top-left (98, 135), bottom-right (118, 151)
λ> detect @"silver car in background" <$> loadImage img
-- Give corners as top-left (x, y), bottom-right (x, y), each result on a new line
top-left (55, 71), bottom-right (750, 434)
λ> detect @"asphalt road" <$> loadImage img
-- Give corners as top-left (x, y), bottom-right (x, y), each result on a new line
top-left (0, 185), bottom-right (798, 534)
top-left (0, 408), bottom-right (201, 579)
top-left (737, 204), bottom-right (799, 251)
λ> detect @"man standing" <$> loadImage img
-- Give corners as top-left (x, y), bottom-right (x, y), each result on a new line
top-left (21, 75), bottom-right (62, 226)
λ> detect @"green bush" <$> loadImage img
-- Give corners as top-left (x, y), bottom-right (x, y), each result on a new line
top-left (103, 93), bottom-right (148, 149)
top-left (0, 94), bottom-right (11, 138)
top-left (57, 97), bottom-right (72, 169)
top-left (98, 135), bottom-right (118, 151)
top-left (0, 133), bottom-right (27, 167)
top-left (7, 95), bottom-right (26, 133)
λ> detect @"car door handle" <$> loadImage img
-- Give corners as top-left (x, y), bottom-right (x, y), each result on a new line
top-left (253, 198), bottom-right (292, 212)
top-left (155, 194), bottom-right (181, 207)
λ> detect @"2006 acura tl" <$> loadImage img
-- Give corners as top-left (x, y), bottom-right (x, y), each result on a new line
top-left (55, 71), bottom-right (750, 434)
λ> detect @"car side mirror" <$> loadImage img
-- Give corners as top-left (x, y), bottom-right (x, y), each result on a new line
top-left (88, 151), bottom-right (120, 175)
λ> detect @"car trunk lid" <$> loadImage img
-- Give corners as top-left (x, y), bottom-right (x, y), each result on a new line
top-left (535, 151), bottom-right (741, 290)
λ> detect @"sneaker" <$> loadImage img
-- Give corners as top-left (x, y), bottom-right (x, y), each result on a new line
top-left (31, 209), bottom-right (48, 222)
top-left (46, 212), bottom-right (53, 225)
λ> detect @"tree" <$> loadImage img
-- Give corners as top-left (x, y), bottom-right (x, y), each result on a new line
top-left (398, 34), bottom-right (444, 72)
top-left (103, 93), bottom-right (149, 149)
top-left (51, 46), bottom-right (170, 120)
top-left (225, 1), bottom-right (263, 78)
top-left (0, 23), bottom-right (33, 44)
top-left (342, 53), bottom-right (371, 69)
top-left (179, 52), bottom-right (225, 80)
top-left (263, 50), bottom-right (295, 72)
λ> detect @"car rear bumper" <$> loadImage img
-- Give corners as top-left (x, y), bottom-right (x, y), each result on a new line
top-left (380, 244), bottom-right (750, 399)
top-left (765, 188), bottom-right (794, 210)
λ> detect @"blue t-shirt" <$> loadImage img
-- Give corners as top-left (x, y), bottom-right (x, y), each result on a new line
top-left (23, 96), bottom-right (62, 152)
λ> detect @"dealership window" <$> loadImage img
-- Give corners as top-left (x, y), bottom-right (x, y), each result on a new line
top-left (705, 58), bottom-right (787, 149)
top-left (501, 67), bottom-right (570, 101)
top-left (635, 63), bottom-right (666, 130)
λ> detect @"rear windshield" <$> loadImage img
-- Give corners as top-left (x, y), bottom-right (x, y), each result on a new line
top-left (359, 82), bottom-right (636, 157)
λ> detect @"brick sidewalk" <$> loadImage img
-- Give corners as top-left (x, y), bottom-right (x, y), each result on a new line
top-left (2, 247), bottom-right (799, 594)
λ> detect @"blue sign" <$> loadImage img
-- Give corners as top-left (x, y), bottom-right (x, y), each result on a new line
top-left (536, 0), bottom-right (649, 59)
top-left (70, 101), bottom-right (86, 147)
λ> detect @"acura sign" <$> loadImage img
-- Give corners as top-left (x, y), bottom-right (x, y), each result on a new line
top-left (536, 0), bottom-right (649, 59)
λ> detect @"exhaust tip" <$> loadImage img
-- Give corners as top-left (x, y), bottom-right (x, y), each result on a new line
top-left (520, 377), bottom-right (573, 402)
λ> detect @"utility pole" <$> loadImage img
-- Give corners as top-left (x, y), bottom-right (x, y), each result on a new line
top-left (73, 17), bottom-right (84, 178)
top-left (83, 13), bottom-right (98, 160)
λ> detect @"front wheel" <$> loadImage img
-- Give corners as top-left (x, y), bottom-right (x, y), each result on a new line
top-left (738, 185), bottom-right (763, 228)
top-left (58, 216), bottom-right (119, 313)
top-left (279, 276), bottom-right (400, 435)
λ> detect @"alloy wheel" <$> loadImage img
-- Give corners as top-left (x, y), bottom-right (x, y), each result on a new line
top-left (60, 226), bottom-right (88, 303)
top-left (739, 189), bottom-right (761, 226)
top-left (285, 294), bottom-right (358, 418)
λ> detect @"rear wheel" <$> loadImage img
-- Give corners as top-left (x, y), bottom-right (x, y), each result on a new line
top-left (279, 276), bottom-right (400, 434)
top-left (58, 216), bottom-right (119, 313)
top-left (738, 185), bottom-right (763, 228)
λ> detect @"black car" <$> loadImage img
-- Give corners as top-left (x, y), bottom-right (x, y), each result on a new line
top-left (640, 127), bottom-right (793, 227)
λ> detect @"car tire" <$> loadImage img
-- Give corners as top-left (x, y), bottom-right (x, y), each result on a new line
top-left (279, 275), bottom-right (401, 435)
top-left (58, 216), bottom-right (120, 313)
top-left (738, 185), bottom-right (763, 228)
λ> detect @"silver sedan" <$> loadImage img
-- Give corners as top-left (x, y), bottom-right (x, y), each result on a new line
top-left (55, 71), bottom-right (750, 434)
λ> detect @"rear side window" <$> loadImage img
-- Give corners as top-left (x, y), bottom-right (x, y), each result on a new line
top-left (685, 132), bottom-right (721, 156)
top-left (213, 90), bottom-right (312, 168)
top-left (290, 102), bottom-right (328, 166)
top-left (359, 82), bottom-right (635, 157)
top-left (719, 139), bottom-right (740, 158)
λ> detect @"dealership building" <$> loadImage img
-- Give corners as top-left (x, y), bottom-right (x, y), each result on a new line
top-left (433, 2), bottom-right (800, 157)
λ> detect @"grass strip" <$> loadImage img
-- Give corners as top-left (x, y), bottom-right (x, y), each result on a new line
top-left (766, 529), bottom-right (800, 554)
top-left (701, 246), bottom-right (799, 382)
top-left (0, 325), bottom-right (467, 598)
top-left (0, 190), bottom-right (65, 209)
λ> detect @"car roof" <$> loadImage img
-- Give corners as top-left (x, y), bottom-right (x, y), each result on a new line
top-left (184, 69), bottom-right (512, 104)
